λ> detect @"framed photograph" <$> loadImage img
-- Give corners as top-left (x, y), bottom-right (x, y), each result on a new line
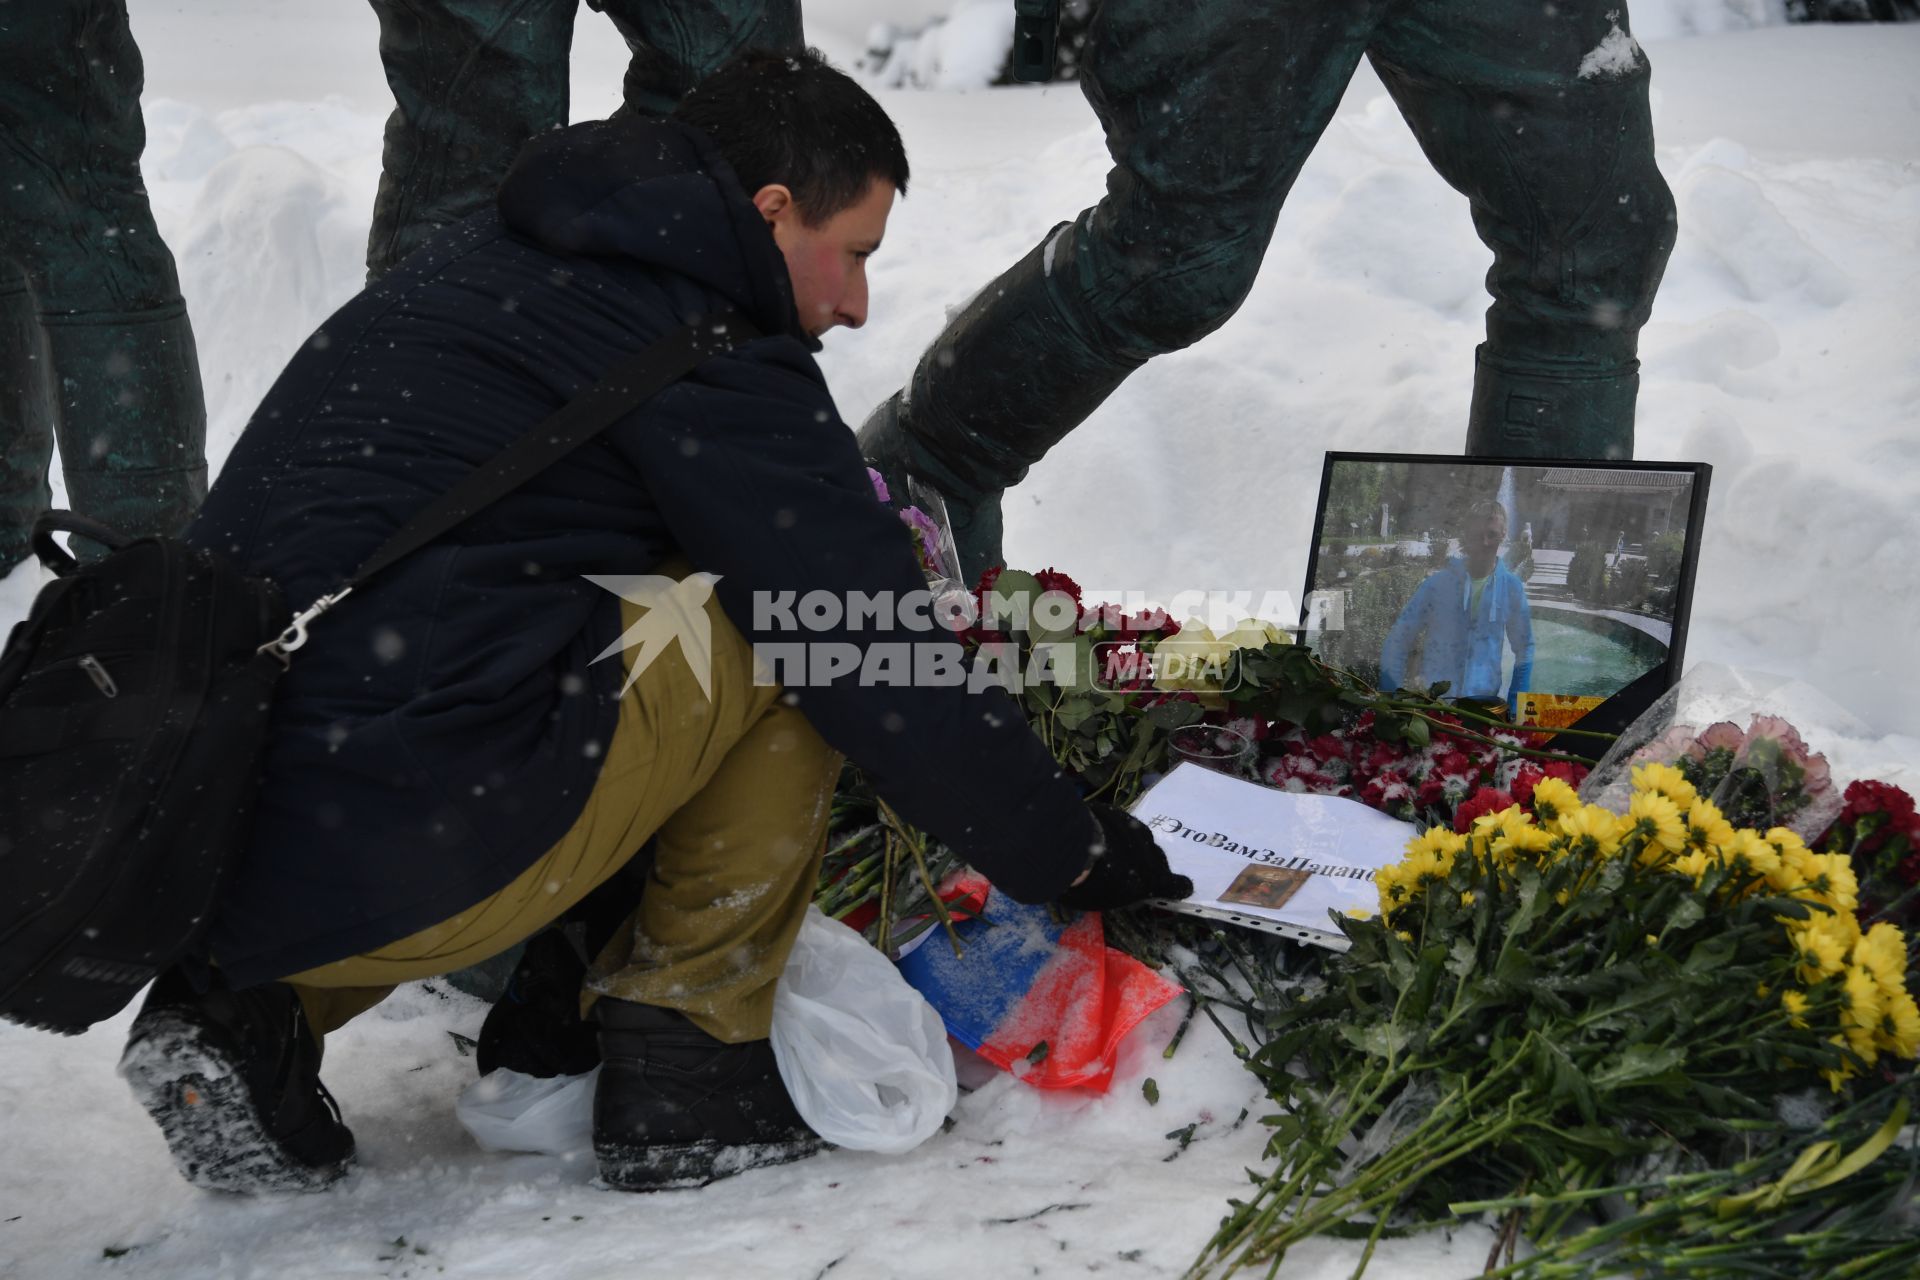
top-left (1300, 453), bottom-right (1712, 742)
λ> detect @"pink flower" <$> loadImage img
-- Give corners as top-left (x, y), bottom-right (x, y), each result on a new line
top-left (1696, 721), bottom-right (1745, 754)
top-left (867, 467), bottom-right (890, 503)
top-left (1629, 723), bottom-right (1714, 766)
top-left (900, 505), bottom-right (945, 575)
top-left (1745, 715), bottom-right (1809, 755)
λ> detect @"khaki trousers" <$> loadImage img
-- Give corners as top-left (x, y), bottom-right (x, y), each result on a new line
top-left (287, 578), bottom-right (839, 1045)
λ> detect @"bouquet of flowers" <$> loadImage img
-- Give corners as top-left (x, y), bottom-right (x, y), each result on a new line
top-left (1193, 764), bottom-right (1920, 1278)
top-left (816, 562), bottom-right (1599, 941)
top-left (1821, 779), bottom-right (1920, 952)
top-left (1619, 714), bottom-right (1840, 836)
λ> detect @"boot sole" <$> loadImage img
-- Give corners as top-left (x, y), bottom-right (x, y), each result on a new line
top-left (595, 1132), bottom-right (824, 1192)
top-left (118, 1010), bottom-right (352, 1194)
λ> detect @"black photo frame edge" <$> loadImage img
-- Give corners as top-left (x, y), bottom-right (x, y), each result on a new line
top-left (1297, 451), bottom-right (1714, 759)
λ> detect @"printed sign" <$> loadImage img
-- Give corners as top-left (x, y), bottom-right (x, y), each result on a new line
top-left (1130, 763), bottom-right (1417, 950)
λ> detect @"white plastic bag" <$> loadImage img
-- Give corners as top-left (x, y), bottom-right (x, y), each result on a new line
top-left (454, 906), bottom-right (956, 1157)
top-left (770, 906), bottom-right (957, 1154)
top-left (455, 1065), bottom-right (598, 1156)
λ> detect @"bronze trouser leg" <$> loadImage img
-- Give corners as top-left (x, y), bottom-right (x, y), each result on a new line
top-left (287, 569), bottom-right (838, 1045)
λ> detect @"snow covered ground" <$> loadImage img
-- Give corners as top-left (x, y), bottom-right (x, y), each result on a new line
top-left (2, 4), bottom-right (1918, 1277)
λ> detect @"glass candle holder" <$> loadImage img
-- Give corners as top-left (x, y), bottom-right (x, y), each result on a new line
top-left (1167, 723), bottom-right (1254, 777)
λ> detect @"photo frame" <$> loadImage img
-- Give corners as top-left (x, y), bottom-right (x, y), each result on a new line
top-left (1300, 453), bottom-right (1712, 744)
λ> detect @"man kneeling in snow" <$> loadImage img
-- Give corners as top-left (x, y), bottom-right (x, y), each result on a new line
top-left (119, 50), bottom-right (1190, 1195)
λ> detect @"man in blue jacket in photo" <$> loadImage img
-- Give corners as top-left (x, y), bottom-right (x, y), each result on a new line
top-left (1379, 499), bottom-right (1534, 715)
top-left (117, 50), bottom-right (1188, 1198)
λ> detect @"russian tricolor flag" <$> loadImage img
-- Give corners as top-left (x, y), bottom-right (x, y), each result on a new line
top-left (894, 892), bottom-right (1184, 1091)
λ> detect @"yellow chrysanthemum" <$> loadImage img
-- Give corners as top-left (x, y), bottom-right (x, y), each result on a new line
top-left (1789, 915), bottom-right (1853, 982)
top-left (1375, 864), bottom-right (1414, 915)
top-left (1853, 922), bottom-right (1906, 986)
top-left (1557, 803), bottom-right (1622, 850)
top-left (1781, 989), bottom-right (1811, 1029)
top-left (1823, 1034), bottom-right (1858, 1092)
top-left (1401, 826), bottom-right (1463, 883)
top-left (1682, 797), bottom-right (1736, 853)
top-left (1798, 850), bottom-right (1860, 915)
top-left (1768, 826), bottom-right (1813, 869)
top-left (1529, 776), bottom-right (1581, 824)
top-left (1672, 848), bottom-right (1716, 885)
top-left (1469, 804), bottom-right (1530, 843)
top-left (1840, 965), bottom-right (1886, 1052)
top-left (1770, 833), bottom-right (1823, 897)
top-left (1880, 988), bottom-right (1920, 1059)
top-left (1460, 890), bottom-right (1477, 907)
top-left (1628, 790), bottom-right (1687, 862)
top-left (1632, 761), bottom-right (1698, 808)
top-left (1725, 829), bottom-right (1782, 883)
top-left (1491, 824), bottom-right (1556, 867)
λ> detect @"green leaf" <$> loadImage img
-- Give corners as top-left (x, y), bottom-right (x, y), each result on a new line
top-left (1144, 699), bottom-right (1205, 730)
top-left (1142, 1077), bottom-right (1160, 1105)
top-left (1336, 1020), bottom-right (1411, 1060)
top-left (983, 570), bottom-right (1042, 628)
top-left (1664, 896), bottom-right (1706, 934)
top-left (1053, 695), bottom-right (1096, 731)
top-left (1593, 1043), bottom-right (1687, 1091)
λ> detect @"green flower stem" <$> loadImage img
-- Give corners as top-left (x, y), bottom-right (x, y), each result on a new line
top-left (877, 818), bottom-right (899, 955)
top-left (1243, 1109), bottom-right (1530, 1266)
top-left (1350, 1191), bottom-right (1399, 1280)
top-left (1215, 1058), bottom-right (1540, 1272)
top-left (1364, 699), bottom-right (1608, 766)
top-left (883, 798), bottom-right (968, 959)
top-left (1451, 1165), bottom-right (1748, 1215)
top-left (1163, 996), bottom-right (1201, 1060)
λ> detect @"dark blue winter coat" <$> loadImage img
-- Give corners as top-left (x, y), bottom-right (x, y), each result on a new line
top-left (189, 119), bottom-right (1094, 987)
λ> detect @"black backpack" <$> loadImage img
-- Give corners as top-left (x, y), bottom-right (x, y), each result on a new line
top-left (0, 309), bottom-right (755, 1033)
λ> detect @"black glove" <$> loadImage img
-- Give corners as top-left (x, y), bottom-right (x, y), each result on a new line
top-left (1056, 802), bottom-right (1195, 913)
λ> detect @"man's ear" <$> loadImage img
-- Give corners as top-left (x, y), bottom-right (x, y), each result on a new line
top-left (751, 183), bottom-right (794, 225)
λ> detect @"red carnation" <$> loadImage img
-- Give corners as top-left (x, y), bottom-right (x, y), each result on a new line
top-left (1362, 740), bottom-right (1406, 776)
top-left (1454, 787), bottom-right (1517, 834)
top-left (1842, 779), bottom-right (1917, 826)
top-left (1034, 567), bottom-right (1083, 607)
top-left (1305, 734), bottom-right (1350, 763)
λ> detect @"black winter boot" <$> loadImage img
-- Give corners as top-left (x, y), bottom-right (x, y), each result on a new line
top-left (476, 842), bottom-right (655, 1078)
top-left (593, 998), bottom-right (821, 1191)
top-left (118, 970), bottom-right (354, 1193)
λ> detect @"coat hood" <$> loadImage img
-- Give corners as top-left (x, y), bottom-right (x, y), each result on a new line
top-left (497, 118), bottom-right (817, 351)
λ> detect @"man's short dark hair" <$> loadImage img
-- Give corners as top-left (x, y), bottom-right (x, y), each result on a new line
top-left (1466, 499), bottom-right (1509, 531)
top-left (673, 49), bottom-right (908, 225)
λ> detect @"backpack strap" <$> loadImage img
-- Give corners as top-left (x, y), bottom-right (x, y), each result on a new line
top-left (262, 306), bottom-right (760, 663)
